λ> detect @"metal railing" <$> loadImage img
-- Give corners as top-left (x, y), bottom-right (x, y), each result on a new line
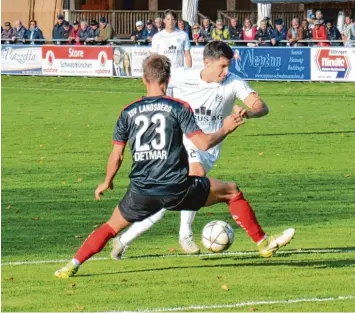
top-left (2, 38), bottom-right (353, 46)
top-left (217, 10), bottom-right (304, 27)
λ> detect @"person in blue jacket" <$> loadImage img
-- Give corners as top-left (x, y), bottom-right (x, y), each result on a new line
top-left (52, 14), bottom-right (66, 44)
top-left (25, 20), bottom-right (44, 45)
top-left (271, 19), bottom-right (288, 46)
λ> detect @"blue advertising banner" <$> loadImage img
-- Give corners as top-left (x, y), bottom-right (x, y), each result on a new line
top-left (1, 45), bottom-right (42, 75)
top-left (230, 47), bottom-right (311, 81)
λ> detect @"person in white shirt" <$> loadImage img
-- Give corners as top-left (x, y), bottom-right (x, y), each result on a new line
top-left (111, 41), bottom-right (295, 258)
top-left (152, 9), bottom-right (192, 69)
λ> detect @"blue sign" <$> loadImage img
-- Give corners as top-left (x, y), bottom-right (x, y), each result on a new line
top-left (1, 45), bottom-right (42, 75)
top-left (230, 47), bottom-right (311, 81)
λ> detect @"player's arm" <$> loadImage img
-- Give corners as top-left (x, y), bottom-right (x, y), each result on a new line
top-left (95, 113), bottom-right (128, 200)
top-left (184, 33), bottom-right (192, 68)
top-left (179, 103), bottom-right (244, 151)
top-left (189, 114), bottom-right (244, 151)
top-left (233, 79), bottom-right (269, 118)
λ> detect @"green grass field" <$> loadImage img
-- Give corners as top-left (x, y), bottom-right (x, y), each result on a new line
top-left (1, 76), bottom-right (355, 312)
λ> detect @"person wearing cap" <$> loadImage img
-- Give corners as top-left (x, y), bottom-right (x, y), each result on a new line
top-left (1, 22), bottom-right (14, 44)
top-left (287, 18), bottom-right (304, 46)
top-left (53, 14), bottom-right (66, 44)
top-left (307, 14), bottom-right (316, 30)
top-left (145, 19), bottom-right (157, 44)
top-left (96, 17), bottom-right (114, 45)
top-left (312, 20), bottom-right (329, 46)
top-left (130, 21), bottom-right (147, 44)
top-left (77, 21), bottom-right (90, 45)
top-left (69, 21), bottom-right (80, 45)
top-left (60, 21), bottom-right (72, 44)
top-left (86, 20), bottom-right (100, 45)
top-left (12, 20), bottom-right (27, 44)
top-left (271, 18), bottom-right (287, 46)
top-left (25, 20), bottom-right (44, 45)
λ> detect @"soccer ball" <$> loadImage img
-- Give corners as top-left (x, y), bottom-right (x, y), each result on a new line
top-left (201, 220), bottom-right (235, 253)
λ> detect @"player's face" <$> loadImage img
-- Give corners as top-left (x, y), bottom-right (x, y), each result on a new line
top-left (205, 56), bottom-right (231, 83)
top-left (164, 14), bottom-right (176, 31)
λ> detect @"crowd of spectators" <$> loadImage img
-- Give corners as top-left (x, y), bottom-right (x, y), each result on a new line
top-left (2, 10), bottom-right (355, 46)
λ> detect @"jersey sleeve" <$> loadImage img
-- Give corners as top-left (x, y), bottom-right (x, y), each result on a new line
top-left (168, 67), bottom-right (185, 88)
top-left (151, 34), bottom-right (158, 52)
top-left (177, 102), bottom-right (202, 138)
top-left (112, 111), bottom-right (129, 145)
top-left (232, 76), bottom-right (256, 102)
top-left (183, 32), bottom-right (191, 50)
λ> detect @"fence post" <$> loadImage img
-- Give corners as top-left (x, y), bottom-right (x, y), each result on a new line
top-left (64, 10), bottom-right (69, 22)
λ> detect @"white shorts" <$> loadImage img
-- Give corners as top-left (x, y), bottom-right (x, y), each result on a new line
top-left (185, 146), bottom-right (220, 174)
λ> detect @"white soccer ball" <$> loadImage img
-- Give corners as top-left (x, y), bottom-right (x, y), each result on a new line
top-left (201, 220), bottom-right (235, 253)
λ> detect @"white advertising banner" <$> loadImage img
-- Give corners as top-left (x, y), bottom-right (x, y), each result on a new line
top-left (311, 47), bottom-right (355, 82)
top-left (42, 45), bottom-right (113, 77)
top-left (131, 47), bottom-right (151, 77)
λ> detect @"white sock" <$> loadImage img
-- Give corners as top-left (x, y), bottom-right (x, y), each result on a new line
top-left (72, 258), bottom-right (80, 266)
top-left (120, 209), bottom-right (166, 246)
top-left (179, 210), bottom-right (197, 239)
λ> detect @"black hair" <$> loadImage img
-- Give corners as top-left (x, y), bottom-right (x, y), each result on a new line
top-left (203, 41), bottom-right (234, 61)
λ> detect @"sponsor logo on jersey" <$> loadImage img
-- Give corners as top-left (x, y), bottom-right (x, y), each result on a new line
top-left (194, 106), bottom-right (223, 123)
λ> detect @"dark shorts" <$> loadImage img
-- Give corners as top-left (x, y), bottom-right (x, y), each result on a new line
top-left (119, 176), bottom-right (211, 223)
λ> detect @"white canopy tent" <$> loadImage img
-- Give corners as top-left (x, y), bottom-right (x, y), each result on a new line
top-left (182, 0), bottom-right (199, 26)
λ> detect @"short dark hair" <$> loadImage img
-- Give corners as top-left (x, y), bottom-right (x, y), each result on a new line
top-left (143, 54), bottom-right (171, 84)
top-left (203, 41), bottom-right (234, 61)
top-left (164, 9), bottom-right (177, 20)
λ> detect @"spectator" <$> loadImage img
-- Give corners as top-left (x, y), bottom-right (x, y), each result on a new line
top-left (325, 20), bottom-right (342, 46)
top-left (256, 20), bottom-right (272, 46)
top-left (130, 21), bottom-right (147, 43)
top-left (229, 18), bottom-right (242, 45)
top-left (112, 47), bottom-right (123, 76)
top-left (12, 20), bottom-right (27, 44)
top-left (61, 21), bottom-right (72, 44)
top-left (271, 19), bottom-right (287, 46)
top-left (301, 19), bottom-right (312, 43)
top-left (308, 13), bottom-right (316, 30)
top-left (97, 17), bottom-right (114, 44)
top-left (191, 23), bottom-right (204, 45)
top-left (177, 19), bottom-right (192, 39)
top-left (341, 15), bottom-right (353, 42)
top-left (211, 19), bottom-right (230, 41)
top-left (145, 19), bottom-right (157, 44)
top-left (121, 53), bottom-right (132, 76)
top-left (264, 16), bottom-right (273, 32)
top-left (315, 10), bottom-right (324, 25)
top-left (68, 20), bottom-right (80, 45)
top-left (287, 18), bottom-right (304, 46)
top-left (1, 22), bottom-right (13, 44)
top-left (242, 18), bottom-right (257, 46)
top-left (25, 20), bottom-right (44, 45)
top-left (53, 14), bottom-right (65, 44)
top-left (154, 17), bottom-right (164, 32)
top-left (86, 20), bottom-right (100, 45)
top-left (77, 21), bottom-right (90, 45)
top-left (200, 17), bottom-right (214, 42)
top-left (312, 20), bottom-right (329, 46)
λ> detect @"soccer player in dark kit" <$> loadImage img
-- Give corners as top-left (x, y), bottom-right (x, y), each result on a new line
top-left (55, 54), bottom-right (251, 278)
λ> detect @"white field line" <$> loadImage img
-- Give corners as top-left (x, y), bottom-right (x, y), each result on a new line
top-left (2, 248), bottom-right (355, 266)
top-left (2, 86), bottom-right (143, 95)
top-left (108, 295), bottom-right (355, 312)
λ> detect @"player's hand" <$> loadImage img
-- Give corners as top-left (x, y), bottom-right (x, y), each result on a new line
top-left (233, 105), bottom-right (248, 118)
top-left (95, 181), bottom-right (114, 200)
top-left (223, 113), bottom-right (245, 134)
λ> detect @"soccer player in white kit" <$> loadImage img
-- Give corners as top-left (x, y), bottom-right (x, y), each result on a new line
top-left (111, 41), bottom-right (295, 258)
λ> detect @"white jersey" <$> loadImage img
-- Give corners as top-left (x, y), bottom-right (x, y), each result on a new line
top-left (169, 68), bottom-right (255, 171)
top-left (152, 29), bottom-right (190, 69)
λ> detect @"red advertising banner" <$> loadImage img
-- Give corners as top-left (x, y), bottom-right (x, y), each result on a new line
top-left (42, 45), bottom-right (113, 77)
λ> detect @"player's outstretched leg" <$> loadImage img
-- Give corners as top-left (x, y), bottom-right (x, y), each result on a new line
top-left (205, 178), bottom-right (295, 257)
top-left (111, 209), bottom-right (166, 260)
top-left (55, 206), bottom-right (130, 278)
